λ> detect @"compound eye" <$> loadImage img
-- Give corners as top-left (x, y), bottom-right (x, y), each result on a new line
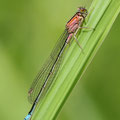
top-left (78, 7), bottom-right (87, 14)
top-left (81, 9), bottom-right (86, 13)
top-left (82, 8), bottom-right (85, 11)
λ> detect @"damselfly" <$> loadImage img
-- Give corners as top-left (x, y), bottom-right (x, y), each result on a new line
top-left (24, 7), bottom-right (88, 120)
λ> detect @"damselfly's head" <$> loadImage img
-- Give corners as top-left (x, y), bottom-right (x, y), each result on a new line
top-left (77, 7), bottom-right (88, 18)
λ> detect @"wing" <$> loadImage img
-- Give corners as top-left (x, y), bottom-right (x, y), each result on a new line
top-left (28, 29), bottom-right (69, 104)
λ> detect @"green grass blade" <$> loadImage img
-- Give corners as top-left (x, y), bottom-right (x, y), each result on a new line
top-left (33, 0), bottom-right (120, 120)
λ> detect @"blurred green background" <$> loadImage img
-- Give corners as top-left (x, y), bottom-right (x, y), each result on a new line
top-left (0, 0), bottom-right (120, 120)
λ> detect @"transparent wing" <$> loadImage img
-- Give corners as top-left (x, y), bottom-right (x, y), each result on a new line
top-left (28, 29), bottom-right (69, 104)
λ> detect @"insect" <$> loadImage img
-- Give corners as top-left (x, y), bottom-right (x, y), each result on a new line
top-left (24, 7), bottom-right (88, 120)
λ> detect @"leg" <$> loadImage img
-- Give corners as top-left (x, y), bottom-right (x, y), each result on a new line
top-left (73, 26), bottom-right (84, 53)
top-left (79, 26), bottom-right (94, 29)
top-left (75, 26), bottom-right (95, 34)
top-left (73, 35), bottom-right (84, 54)
top-left (74, 25), bottom-right (93, 36)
